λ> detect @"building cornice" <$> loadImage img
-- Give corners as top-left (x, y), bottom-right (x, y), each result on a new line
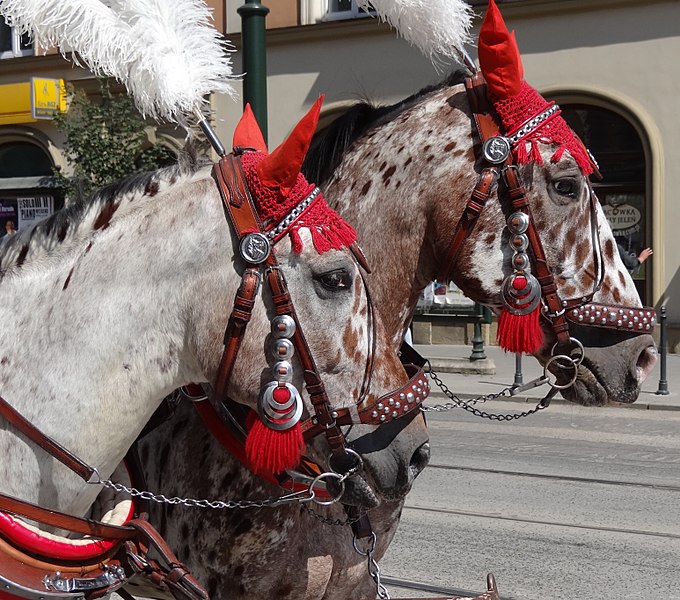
top-left (471, 0), bottom-right (676, 19)
top-left (228, 17), bottom-right (397, 49)
top-left (227, 0), bottom-right (674, 48)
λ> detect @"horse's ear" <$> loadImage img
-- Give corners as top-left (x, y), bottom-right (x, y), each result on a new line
top-left (233, 104), bottom-right (268, 153)
top-left (257, 96), bottom-right (324, 197)
top-left (478, 0), bottom-right (524, 99)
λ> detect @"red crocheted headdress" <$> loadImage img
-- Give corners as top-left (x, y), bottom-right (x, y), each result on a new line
top-left (233, 98), bottom-right (357, 254)
top-left (478, 0), bottom-right (595, 176)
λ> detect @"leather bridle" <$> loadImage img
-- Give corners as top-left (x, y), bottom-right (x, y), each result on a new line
top-left (438, 73), bottom-right (656, 349)
top-left (206, 151), bottom-right (430, 463)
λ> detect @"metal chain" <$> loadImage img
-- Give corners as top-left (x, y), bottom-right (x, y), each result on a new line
top-left (90, 459), bottom-right (364, 510)
top-left (95, 476), bottom-right (316, 509)
top-left (424, 364), bottom-right (555, 421)
top-left (353, 532), bottom-right (390, 600)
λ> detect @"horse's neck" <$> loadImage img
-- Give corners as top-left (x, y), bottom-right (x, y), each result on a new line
top-left (0, 173), bottom-right (226, 517)
top-left (326, 86), bottom-right (478, 344)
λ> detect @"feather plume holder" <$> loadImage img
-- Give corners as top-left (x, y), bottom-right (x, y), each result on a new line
top-left (497, 211), bottom-right (544, 353)
top-left (246, 314), bottom-right (305, 474)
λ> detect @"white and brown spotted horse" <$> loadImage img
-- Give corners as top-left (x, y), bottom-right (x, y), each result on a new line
top-left (0, 105), bottom-right (429, 600)
top-left (306, 68), bottom-right (657, 406)
top-left (133, 13), bottom-right (657, 600)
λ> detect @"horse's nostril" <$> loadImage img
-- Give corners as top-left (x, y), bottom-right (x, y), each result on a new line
top-left (409, 441), bottom-right (430, 479)
top-left (635, 345), bottom-right (658, 383)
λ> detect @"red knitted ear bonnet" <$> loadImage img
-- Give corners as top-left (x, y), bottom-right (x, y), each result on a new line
top-left (233, 98), bottom-right (357, 255)
top-left (478, 0), bottom-right (594, 176)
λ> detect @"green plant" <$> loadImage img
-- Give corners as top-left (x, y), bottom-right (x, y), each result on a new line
top-left (53, 78), bottom-right (176, 201)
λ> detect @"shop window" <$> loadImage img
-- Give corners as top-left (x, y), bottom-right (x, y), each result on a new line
top-left (0, 142), bottom-right (52, 178)
top-left (0, 141), bottom-right (57, 237)
top-left (0, 17), bottom-right (33, 59)
top-left (561, 104), bottom-right (649, 303)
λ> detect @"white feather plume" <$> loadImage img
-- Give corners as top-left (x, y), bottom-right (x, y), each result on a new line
top-left (108, 0), bottom-right (236, 122)
top-left (0, 0), bottom-right (136, 78)
top-left (357, 0), bottom-right (474, 66)
top-left (0, 0), bottom-right (235, 124)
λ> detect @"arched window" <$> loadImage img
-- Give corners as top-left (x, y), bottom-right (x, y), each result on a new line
top-left (0, 141), bottom-right (53, 177)
top-left (561, 105), bottom-right (650, 304)
top-left (0, 140), bottom-right (58, 236)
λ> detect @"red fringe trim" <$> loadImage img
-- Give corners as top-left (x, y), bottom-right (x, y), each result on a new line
top-left (309, 221), bottom-right (357, 255)
top-left (550, 145), bottom-right (566, 163)
top-left (496, 305), bottom-right (544, 354)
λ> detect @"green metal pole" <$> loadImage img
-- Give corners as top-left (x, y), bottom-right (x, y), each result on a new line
top-left (238, 0), bottom-right (270, 143)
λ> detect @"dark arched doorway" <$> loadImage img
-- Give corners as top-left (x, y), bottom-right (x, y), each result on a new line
top-left (561, 105), bottom-right (650, 304)
top-left (0, 140), bottom-right (60, 238)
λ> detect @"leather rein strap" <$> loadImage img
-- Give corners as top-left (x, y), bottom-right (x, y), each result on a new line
top-left (0, 396), bottom-right (208, 600)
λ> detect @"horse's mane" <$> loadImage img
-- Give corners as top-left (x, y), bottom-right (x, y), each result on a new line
top-left (302, 69), bottom-right (469, 186)
top-left (0, 149), bottom-right (211, 273)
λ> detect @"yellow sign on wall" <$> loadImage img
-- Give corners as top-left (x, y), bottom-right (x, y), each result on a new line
top-left (31, 78), bottom-right (66, 119)
top-left (0, 78), bottom-right (65, 125)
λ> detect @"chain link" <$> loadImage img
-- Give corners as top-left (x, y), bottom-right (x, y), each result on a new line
top-left (424, 364), bottom-right (553, 420)
top-left (91, 451), bottom-right (366, 511)
top-left (353, 532), bottom-right (391, 600)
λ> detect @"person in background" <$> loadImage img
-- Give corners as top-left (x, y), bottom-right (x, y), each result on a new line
top-left (617, 243), bottom-right (652, 272)
top-left (4, 220), bottom-right (16, 237)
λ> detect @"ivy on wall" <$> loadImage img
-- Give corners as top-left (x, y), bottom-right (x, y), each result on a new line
top-left (53, 78), bottom-right (176, 202)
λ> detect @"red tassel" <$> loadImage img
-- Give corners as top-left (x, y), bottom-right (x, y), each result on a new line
top-left (529, 140), bottom-right (544, 164)
top-left (291, 229), bottom-right (303, 254)
top-left (550, 145), bottom-right (566, 164)
top-left (497, 305), bottom-right (544, 354)
top-left (245, 417), bottom-right (305, 475)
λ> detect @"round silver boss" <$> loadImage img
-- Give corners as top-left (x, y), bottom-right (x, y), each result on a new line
top-left (272, 360), bottom-right (294, 382)
top-left (510, 233), bottom-right (529, 252)
top-left (258, 382), bottom-right (303, 431)
top-left (272, 338), bottom-right (295, 360)
top-left (482, 136), bottom-right (511, 165)
top-left (271, 315), bottom-right (296, 338)
top-left (501, 273), bottom-right (542, 315)
top-left (512, 252), bottom-right (530, 270)
top-left (239, 232), bottom-right (271, 264)
top-left (506, 212), bottom-right (530, 235)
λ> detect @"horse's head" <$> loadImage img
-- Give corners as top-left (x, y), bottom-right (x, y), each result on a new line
top-left (454, 0), bottom-right (657, 406)
top-left (199, 101), bottom-right (429, 509)
top-left (508, 151), bottom-right (657, 405)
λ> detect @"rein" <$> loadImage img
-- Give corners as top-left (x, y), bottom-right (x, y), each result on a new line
top-left (0, 393), bottom-right (208, 600)
top-left (438, 73), bottom-right (656, 351)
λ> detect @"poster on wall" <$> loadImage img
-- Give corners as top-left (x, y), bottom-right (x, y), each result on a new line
top-left (0, 199), bottom-right (17, 238)
top-left (17, 195), bottom-right (53, 230)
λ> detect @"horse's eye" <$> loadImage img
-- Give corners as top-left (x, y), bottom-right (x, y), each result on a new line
top-left (317, 269), bottom-right (352, 291)
top-left (553, 178), bottom-right (579, 198)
